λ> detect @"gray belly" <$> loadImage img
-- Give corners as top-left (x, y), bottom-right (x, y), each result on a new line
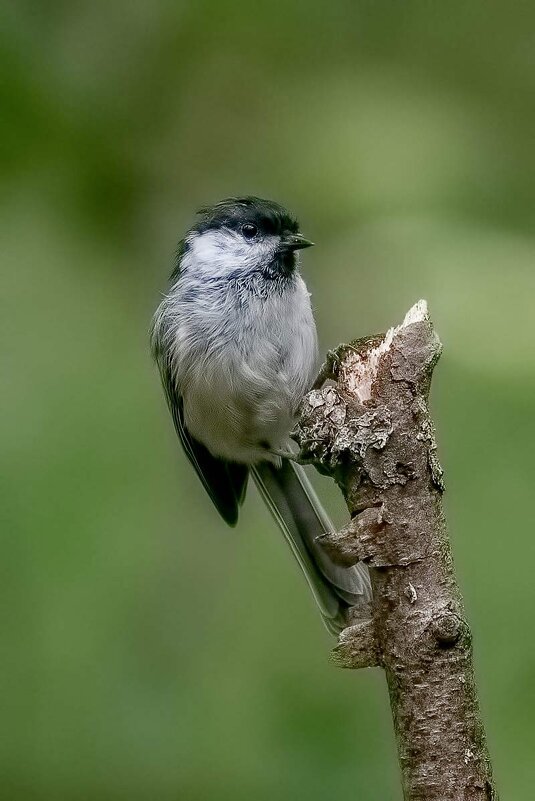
top-left (183, 361), bottom-right (295, 464)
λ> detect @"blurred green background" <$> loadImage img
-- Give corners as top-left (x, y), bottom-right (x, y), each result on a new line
top-left (2, 1), bottom-right (534, 799)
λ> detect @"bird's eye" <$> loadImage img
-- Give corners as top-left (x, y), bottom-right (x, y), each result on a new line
top-left (241, 223), bottom-right (258, 239)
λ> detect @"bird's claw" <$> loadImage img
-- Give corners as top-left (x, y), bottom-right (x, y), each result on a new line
top-left (268, 448), bottom-right (314, 465)
top-left (312, 343), bottom-right (356, 389)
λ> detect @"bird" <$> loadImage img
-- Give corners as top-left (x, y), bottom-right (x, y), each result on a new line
top-left (150, 196), bottom-right (370, 633)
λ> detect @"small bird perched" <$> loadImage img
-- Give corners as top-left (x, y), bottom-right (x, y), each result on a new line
top-left (151, 197), bottom-right (370, 632)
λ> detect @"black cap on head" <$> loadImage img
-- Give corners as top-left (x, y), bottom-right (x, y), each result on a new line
top-left (194, 196), bottom-right (300, 238)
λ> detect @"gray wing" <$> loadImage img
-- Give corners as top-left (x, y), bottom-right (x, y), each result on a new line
top-left (155, 351), bottom-right (248, 527)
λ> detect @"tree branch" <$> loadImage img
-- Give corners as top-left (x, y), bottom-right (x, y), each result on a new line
top-left (292, 300), bottom-right (498, 801)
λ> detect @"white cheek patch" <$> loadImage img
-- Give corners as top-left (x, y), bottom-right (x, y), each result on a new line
top-left (187, 230), bottom-right (278, 278)
top-left (188, 230), bottom-right (231, 265)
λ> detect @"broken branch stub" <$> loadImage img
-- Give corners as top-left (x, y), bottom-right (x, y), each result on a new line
top-left (293, 301), bottom-right (497, 801)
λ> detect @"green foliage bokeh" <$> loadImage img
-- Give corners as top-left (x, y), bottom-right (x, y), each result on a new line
top-left (2, 2), bottom-right (534, 799)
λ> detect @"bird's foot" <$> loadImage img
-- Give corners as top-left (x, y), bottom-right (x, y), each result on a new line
top-left (268, 448), bottom-right (313, 465)
top-left (312, 343), bottom-right (357, 389)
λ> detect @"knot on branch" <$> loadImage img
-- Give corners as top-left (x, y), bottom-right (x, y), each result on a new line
top-left (317, 506), bottom-right (388, 567)
top-left (431, 607), bottom-right (471, 650)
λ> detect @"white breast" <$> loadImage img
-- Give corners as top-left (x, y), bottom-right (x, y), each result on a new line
top-left (164, 267), bottom-right (318, 464)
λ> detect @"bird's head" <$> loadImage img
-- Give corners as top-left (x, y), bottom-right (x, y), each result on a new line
top-left (180, 196), bottom-right (313, 281)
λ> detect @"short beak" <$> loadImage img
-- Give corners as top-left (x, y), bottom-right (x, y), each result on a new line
top-left (282, 233), bottom-right (315, 251)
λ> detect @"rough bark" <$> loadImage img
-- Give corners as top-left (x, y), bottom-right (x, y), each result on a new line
top-left (292, 301), bottom-right (497, 801)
